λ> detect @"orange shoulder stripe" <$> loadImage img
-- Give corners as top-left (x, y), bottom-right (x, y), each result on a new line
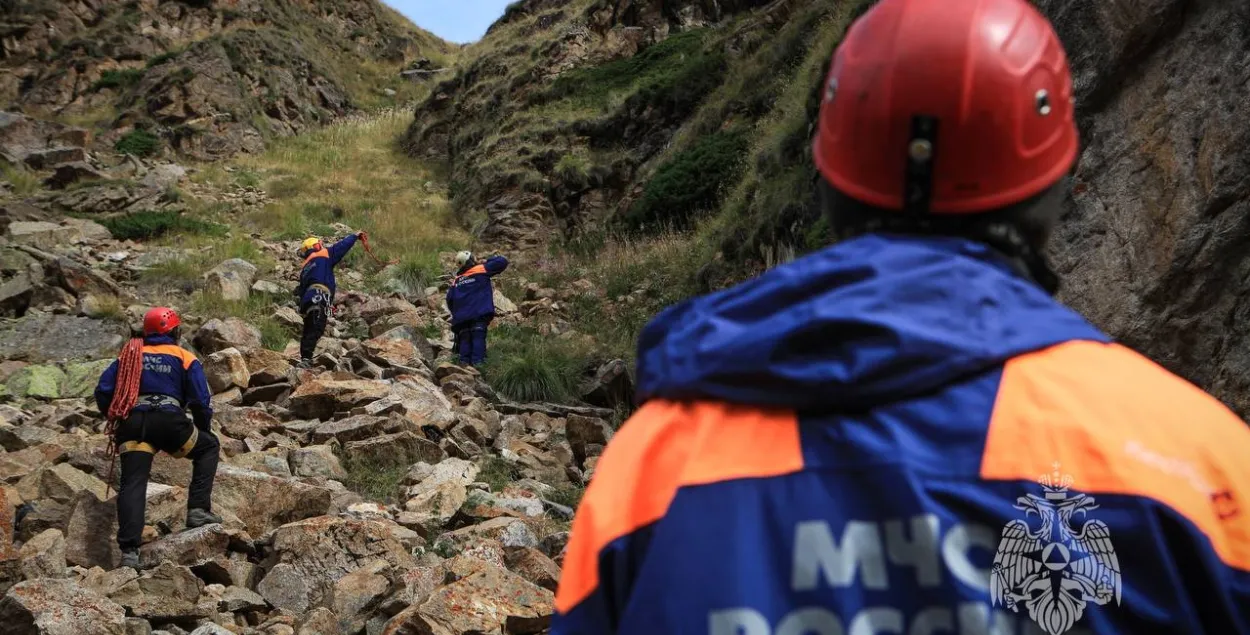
top-left (554, 399), bottom-right (803, 613)
top-left (142, 344), bottom-right (197, 370)
top-left (302, 247), bottom-right (329, 267)
top-left (983, 340), bottom-right (1250, 571)
top-left (453, 264), bottom-right (487, 284)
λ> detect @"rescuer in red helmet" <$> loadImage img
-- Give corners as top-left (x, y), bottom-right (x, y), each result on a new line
top-left (552, 0), bottom-right (1250, 633)
top-left (95, 307), bottom-right (221, 570)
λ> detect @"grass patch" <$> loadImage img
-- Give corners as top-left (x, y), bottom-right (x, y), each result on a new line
top-left (99, 210), bottom-right (226, 241)
top-left (115, 129), bottom-right (161, 157)
top-left (341, 455), bottom-right (407, 504)
top-left (547, 484), bottom-right (585, 509)
top-left (82, 294), bottom-right (127, 322)
top-left (478, 456), bottom-right (518, 492)
top-left (481, 324), bottom-right (593, 403)
top-left (92, 68), bottom-right (144, 91)
top-left (1, 164), bottom-right (42, 197)
top-left (554, 153), bottom-right (590, 185)
top-left (235, 110), bottom-right (467, 270)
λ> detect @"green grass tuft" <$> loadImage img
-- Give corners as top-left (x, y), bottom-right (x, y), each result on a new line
top-left (478, 456), bottom-right (518, 492)
top-left (341, 455), bottom-right (408, 504)
top-left (481, 325), bottom-right (591, 403)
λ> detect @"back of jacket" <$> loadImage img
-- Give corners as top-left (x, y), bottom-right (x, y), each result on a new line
top-left (552, 234), bottom-right (1250, 635)
top-left (95, 334), bottom-right (214, 429)
top-left (446, 255), bottom-right (508, 327)
top-left (297, 235), bottom-right (357, 306)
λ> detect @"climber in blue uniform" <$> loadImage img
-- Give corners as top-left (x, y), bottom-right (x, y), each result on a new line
top-left (446, 250), bottom-right (509, 365)
top-left (294, 233), bottom-right (363, 366)
top-left (94, 307), bottom-right (221, 570)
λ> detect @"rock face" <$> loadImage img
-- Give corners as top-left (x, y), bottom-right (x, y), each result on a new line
top-left (1040, 0), bottom-right (1250, 417)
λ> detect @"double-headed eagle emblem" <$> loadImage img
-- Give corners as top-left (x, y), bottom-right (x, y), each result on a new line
top-left (991, 464), bottom-right (1121, 635)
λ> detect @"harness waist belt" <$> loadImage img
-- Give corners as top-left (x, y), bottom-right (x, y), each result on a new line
top-left (308, 284), bottom-right (331, 295)
top-left (137, 394), bottom-right (182, 409)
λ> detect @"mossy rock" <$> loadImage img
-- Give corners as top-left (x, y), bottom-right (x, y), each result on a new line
top-left (62, 359), bottom-right (113, 399)
top-left (4, 365), bottom-right (67, 399)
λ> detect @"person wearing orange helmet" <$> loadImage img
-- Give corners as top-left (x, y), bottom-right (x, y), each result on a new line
top-left (95, 307), bottom-right (221, 570)
top-left (551, 0), bottom-right (1250, 633)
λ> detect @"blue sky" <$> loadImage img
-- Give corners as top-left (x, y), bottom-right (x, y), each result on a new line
top-left (382, 1), bottom-right (514, 44)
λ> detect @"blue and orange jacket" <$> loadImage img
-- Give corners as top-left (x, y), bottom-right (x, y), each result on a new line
top-left (296, 235), bottom-right (358, 307)
top-left (94, 333), bottom-right (214, 430)
top-left (552, 233), bottom-right (1250, 634)
top-left (446, 255), bottom-right (508, 328)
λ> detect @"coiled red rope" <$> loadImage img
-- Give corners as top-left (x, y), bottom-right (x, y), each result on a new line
top-left (359, 232), bottom-right (398, 266)
top-left (103, 337), bottom-right (144, 497)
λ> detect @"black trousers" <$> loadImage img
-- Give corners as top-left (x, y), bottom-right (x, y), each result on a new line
top-left (300, 303), bottom-right (329, 360)
top-left (115, 409), bottom-right (220, 550)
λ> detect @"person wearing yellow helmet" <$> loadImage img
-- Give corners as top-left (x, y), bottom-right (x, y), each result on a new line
top-left (293, 231), bottom-right (364, 367)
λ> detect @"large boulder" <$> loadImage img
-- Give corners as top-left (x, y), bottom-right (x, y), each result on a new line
top-left (359, 375), bottom-right (456, 430)
top-left (288, 445), bottom-right (347, 479)
top-left (203, 347), bottom-right (249, 394)
top-left (402, 458), bottom-right (479, 527)
top-left (46, 258), bottom-right (123, 299)
top-left (3, 365), bottom-right (65, 399)
top-left (288, 379), bottom-right (390, 420)
top-left (580, 359), bottom-right (634, 410)
top-left (0, 314), bottom-right (125, 364)
top-left (6, 222), bottom-right (75, 251)
top-left (242, 348), bottom-right (293, 385)
top-left (382, 556), bottom-right (552, 635)
top-left (61, 359), bottom-right (113, 399)
top-left (18, 528), bottom-right (65, 581)
top-left (203, 259), bottom-right (258, 302)
top-left (108, 561), bottom-right (208, 622)
top-left (212, 465), bottom-right (333, 536)
top-left (343, 432), bottom-right (445, 468)
top-left (213, 407), bottom-right (283, 440)
top-left (262, 516), bottom-right (416, 612)
top-left (0, 578), bottom-right (127, 635)
top-left (193, 318), bottom-right (262, 355)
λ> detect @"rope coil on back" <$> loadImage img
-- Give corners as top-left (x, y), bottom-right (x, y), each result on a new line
top-left (103, 336), bottom-right (145, 497)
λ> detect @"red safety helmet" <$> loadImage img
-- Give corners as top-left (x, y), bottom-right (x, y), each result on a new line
top-left (812, 0), bottom-right (1079, 214)
top-left (143, 307), bottom-right (181, 336)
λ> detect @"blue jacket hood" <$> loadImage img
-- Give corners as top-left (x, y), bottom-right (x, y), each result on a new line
top-left (635, 234), bottom-right (1110, 410)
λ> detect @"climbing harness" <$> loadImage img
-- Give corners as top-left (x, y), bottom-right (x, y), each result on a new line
top-left (103, 337), bottom-right (145, 498)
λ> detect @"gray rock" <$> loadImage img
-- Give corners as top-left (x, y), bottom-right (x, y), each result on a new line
top-left (0, 313), bottom-right (126, 363)
top-left (257, 562), bottom-right (310, 614)
top-left (18, 528), bottom-right (66, 580)
top-left (203, 347), bottom-right (249, 394)
top-left (203, 259), bottom-right (258, 302)
top-left (193, 318), bottom-right (262, 355)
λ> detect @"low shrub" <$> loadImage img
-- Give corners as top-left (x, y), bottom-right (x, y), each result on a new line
top-left (99, 210), bottom-right (226, 241)
top-left (92, 68), bottom-right (144, 91)
top-left (115, 129), bottom-right (161, 157)
top-left (624, 129), bottom-right (750, 231)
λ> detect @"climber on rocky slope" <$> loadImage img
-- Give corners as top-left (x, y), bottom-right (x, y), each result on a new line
top-left (553, 0), bottom-right (1250, 633)
top-left (294, 232), bottom-right (364, 368)
top-left (94, 307), bottom-right (222, 570)
top-left (447, 250), bottom-right (509, 366)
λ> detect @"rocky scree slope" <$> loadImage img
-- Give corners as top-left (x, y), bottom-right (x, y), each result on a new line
top-left (0, 192), bottom-right (632, 634)
top-left (2, 0), bottom-right (454, 161)
top-left (408, 0), bottom-right (1250, 420)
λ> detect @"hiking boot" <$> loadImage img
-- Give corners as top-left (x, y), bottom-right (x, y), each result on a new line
top-left (186, 508), bottom-right (223, 528)
top-left (295, 358), bottom-right (313, 370)
top-left (119, 549), bottom-right (139, 570)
